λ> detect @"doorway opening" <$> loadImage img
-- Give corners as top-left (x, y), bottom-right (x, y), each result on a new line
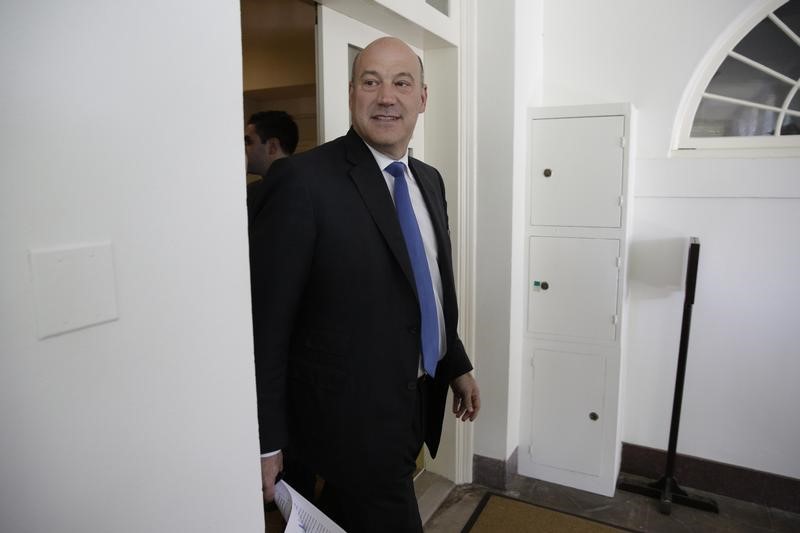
top-left (241, 0), bottom-right (317, 185)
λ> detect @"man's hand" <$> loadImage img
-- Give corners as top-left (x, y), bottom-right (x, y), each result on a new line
top-left (450, 373), bottom-right (480, 422)
top-left (261, 451), bottom-right (284, 502)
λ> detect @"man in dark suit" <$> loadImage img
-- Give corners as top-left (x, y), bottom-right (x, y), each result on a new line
top-left (250, 37), bottom-right (480, 532)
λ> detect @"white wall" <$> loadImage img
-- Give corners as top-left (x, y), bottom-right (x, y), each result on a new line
top-left (472, 0), bottom-right (546, 465)
top-left (532, 0), bottom-right (800, 478)
top-left (472, 0), bottom-right (517, 462)
top-left (508, 0), bottom-right (545, 463)
top-left (0, 2), bottom-right (264, 532)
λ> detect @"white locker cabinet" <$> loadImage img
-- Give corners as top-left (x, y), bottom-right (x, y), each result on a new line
top-left (527, 236), bottom-right (620, 342)
top-left (530, 115), bottom-right (625, 228)
top-left (531, 350), bottom-right (605, 476)
top-left (519, 103), bottom-right (633, 497)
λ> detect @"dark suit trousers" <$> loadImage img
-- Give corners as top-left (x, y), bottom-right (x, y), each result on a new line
top-left (286, 376), bottom-right (430, 533)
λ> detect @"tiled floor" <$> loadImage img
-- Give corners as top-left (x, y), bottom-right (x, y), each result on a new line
top-left (424, 474), bottom-right (800, 532)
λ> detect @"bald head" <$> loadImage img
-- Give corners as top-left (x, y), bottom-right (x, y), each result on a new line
top-left (348, 37), bottom-right (428, 159)
top-left (351, 37), bottom-right (424, 86)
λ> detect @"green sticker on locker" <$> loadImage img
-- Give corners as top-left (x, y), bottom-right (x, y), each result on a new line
top-left (533, 281), bottom-right (541, 288)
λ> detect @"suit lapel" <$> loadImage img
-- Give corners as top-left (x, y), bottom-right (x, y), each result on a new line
top-left (345, 130), bottom-right (417, 293)
top-left (408, 159), bottom-right (452, 275)
top-left (409, 158), bottom-right (459, 338)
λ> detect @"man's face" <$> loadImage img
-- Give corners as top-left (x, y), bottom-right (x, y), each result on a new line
top-left (349, 38), bottom-right (427, 160)
top-left (244, 123), bottom-right (269, 176)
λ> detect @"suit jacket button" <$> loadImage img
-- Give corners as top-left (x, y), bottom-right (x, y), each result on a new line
top-left (408, 326), bottom-right (419, 335)
top-left (407, 380), bottom-right (417, 390)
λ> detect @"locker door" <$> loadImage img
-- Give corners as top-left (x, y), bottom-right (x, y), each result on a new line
top-left (528, 236), bottom-right (620, 342)
top-left (530, 115), bottom-right (624, 228)
top-left (531, 349), bottom-right (605, 476)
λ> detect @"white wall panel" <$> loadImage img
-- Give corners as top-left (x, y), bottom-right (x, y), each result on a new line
top-left (0, 2), bottom-right (263, 531)
top-left (514, 0), bottom-right (799, 478)
top-left (471, 0), bottom-right (521, 463)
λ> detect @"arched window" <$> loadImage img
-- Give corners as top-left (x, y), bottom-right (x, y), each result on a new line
top-left (674, 0), bottom-right (800, 155)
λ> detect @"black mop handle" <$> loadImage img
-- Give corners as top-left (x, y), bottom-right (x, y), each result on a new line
top-left (665, 237), bottom-right (700, 479)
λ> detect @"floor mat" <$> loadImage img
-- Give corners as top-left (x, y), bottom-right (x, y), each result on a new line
top-left (462, 492), bottom-right (636, 533)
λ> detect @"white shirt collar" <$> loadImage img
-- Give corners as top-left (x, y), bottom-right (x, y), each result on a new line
top-left (362, 141), bottom-right (410, 173)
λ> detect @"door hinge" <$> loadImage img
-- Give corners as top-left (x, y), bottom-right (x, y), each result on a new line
top-left (528, 444), bottom-right (535, 456)
top-left (616, 256), bottom-right (622, 268)
top-left (612, 314), bottom-right (619, 325)
top-left (619, 136), bottom-right (626, 148)
top-left (618, 195), bottom-right (624, 206)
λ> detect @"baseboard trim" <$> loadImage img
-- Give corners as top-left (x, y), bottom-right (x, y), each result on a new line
top-left (474, 444), bottom-right (799, 514)
top-left (620, 442), bottom-right (800, 514)
top-left (473, 448), bottom-right (518, 490)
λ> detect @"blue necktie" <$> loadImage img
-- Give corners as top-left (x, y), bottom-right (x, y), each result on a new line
top-left (386, 161), bottom-right (439, 377)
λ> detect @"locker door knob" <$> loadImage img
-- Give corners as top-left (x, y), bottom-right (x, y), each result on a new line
top-left (589, 412), bottom-right (599, 421)
top-left (543, 168), bottom-right (552, 177)
top-left (540, 281), bottom-right (549, 290)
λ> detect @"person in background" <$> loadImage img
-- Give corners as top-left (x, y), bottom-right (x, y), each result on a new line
top-left (244, 110), bottom-right (298, 178)
top-left (245, 110), bottom-right (298, 226)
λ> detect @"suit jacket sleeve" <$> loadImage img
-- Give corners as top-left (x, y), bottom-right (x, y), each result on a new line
top-left (249, 160), bottom-right (315, 453)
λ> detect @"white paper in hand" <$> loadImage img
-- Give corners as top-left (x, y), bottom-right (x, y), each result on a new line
top-left (272, 479), bottom-right (347, 533)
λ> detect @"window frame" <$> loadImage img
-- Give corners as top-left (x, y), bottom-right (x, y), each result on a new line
top-left (672, 0), bottom-right (800, 157)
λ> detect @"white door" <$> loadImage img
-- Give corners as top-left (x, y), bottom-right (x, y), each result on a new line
top-left (316, 5), bottom-right (425, 158)
top-left (531, 349), bottom-right (606, 476)
top-left (527, 236), bottom-right (620, 342)
top-left (530, 115), bottom-right (624, 228)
